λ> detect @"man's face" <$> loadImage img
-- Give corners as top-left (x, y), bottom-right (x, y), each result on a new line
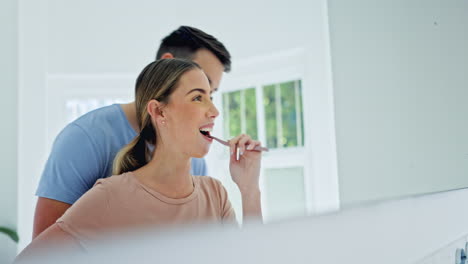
top-left (191, 49), bottom-right (225, 94)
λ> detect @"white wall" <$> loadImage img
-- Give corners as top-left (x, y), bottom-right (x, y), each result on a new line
top-left (328, 0), bottom-right (468, 206)
top-left (0, 0), bottom-right (18, 262)
top-left (46, 0), bottom-right (320, 74)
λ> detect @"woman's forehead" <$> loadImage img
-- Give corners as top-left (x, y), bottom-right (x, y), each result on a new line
top-left (175, 69), bottom-right (211, 95)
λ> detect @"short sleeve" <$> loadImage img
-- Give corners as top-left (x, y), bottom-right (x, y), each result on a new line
top-left (56, 180), bottom-right (110, 246)
top-left (217, 181), bottom-right (237, 224)
top-left (36, 123), bottom-right (105, 204)
top-left (191, 158), bottom-right (208, 176)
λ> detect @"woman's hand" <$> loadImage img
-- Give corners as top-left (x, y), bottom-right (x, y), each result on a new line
top-left (228, 134), bottom-right (264, 222)
top-left (228, 134), bottom-right (262, 194)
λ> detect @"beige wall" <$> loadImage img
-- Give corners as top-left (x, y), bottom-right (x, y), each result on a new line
top-left (0, 0), bottom-right (18, 262)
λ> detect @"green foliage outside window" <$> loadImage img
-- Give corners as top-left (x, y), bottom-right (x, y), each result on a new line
top-left (280, 81), bottom-right (297, 147)
top-left (226, 91), bottom-right (241, 137)
top-left (245, 88), bottom-right (258, 140)
top-left (223, 88), bottom-right (257, 139)
top-left (263, 80), bottom-right (304, 149)
top-left (263, 84), bottom-right (277, 148)
top-left (223, 79), bottom-right (304, 149)
top-left (298, 80), bottom-right (305, 146)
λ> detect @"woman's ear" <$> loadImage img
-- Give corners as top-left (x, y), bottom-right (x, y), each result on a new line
top-left (147, 100), bottom-right (165, 123)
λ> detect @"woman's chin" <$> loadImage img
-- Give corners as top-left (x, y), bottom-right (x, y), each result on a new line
top-left (191, 148), bottom-right (210, 159)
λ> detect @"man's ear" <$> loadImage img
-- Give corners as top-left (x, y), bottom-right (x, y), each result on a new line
top-left (160, 53), bottom-right (174, 59)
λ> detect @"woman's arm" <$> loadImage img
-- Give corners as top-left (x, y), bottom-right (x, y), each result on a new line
top-left (228, 134), bottom-right (263, 222)
top-left (239, 188), bottom-right (262, 222)
top-left (15, 223), bottom-right (82, 263)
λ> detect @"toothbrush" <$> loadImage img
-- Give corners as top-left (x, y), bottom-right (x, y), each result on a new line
top-left (209, 135), bottom-right (269, 152)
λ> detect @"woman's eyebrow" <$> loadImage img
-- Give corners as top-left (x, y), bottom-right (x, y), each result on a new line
top-left (186, 88), bottom-right (208, 95)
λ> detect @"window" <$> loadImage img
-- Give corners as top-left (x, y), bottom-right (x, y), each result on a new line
top-left (263, 80), bottom-right (304, 148)
top-left (222, 80), bottom-right (304, 149)
top-left (205, 49), bottom-right (339, 223)
top-left (223, 88), bottom-right (258, 140)
top-left (221, 78), bottom-right (307, 221)
top-left (264, 167), bottom-right (306, 220)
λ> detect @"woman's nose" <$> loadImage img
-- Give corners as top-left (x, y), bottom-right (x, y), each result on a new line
top-left (208, 101), bottom-right (219, 119)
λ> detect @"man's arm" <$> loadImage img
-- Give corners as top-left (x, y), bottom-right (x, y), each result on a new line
top-left (33, 198), bottom-right (71, 239)
top-left (34, 123), bottom-right (104, 238)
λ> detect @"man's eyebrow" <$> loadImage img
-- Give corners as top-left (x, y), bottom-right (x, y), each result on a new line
top-left (186, 88), bottom-right (208, 95)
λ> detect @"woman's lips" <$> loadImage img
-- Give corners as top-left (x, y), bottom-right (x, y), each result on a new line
top-left (202, 133), bottom-right (213, 142)
top-left (200, 130), bottom-right (213, 142)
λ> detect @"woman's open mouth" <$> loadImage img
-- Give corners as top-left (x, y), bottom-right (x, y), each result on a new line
top-left (199, 128), bottom-right (213, 142)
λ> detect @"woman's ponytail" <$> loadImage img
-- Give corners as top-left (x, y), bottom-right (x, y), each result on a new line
top-left (113, 123), bottom-right (156, 175)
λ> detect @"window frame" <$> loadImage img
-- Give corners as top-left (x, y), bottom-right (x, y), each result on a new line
top-left (209, 48), bottom-right (340, 221)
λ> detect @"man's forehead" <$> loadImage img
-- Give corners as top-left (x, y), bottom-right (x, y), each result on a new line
top-left (191, 49), bottom-right (223, 90)
top-left (199, 70), bottom-right (218, 93)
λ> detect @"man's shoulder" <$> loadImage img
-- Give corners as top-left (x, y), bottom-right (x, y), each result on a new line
top-left (62, 104), bottom-right (131, 141)
top-left (73, 104), bottom-right (123, 130)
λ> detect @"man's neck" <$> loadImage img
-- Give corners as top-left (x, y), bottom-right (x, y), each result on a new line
top-left (120, 102), bottom-right (139, 133)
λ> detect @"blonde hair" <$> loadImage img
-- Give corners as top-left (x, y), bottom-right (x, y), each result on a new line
top-left (113, 59), bottom-right (200, 175)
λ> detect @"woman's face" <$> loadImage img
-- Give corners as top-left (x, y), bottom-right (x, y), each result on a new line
top-left (159, 68), bottom-right (219, 158)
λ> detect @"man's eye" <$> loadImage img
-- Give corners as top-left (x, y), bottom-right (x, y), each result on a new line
top-left (210, 96), bottom-right (213, 101)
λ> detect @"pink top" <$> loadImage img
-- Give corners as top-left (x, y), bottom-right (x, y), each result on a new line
top-left (56, 172), bottom-right (236, 248)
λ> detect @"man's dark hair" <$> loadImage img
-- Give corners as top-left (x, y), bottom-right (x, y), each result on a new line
top-left (156, 26), bottom-right (231, 72)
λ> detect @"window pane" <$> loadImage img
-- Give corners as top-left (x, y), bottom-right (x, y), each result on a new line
top-left (264, 167), bottom-right (306, 220)
top-left (245, 88), bottom-right (258, 140)
top-left (298, 80), bottom-right (305, 146)
top-left (263, 84), bottom-right (277, 148)
top-left (228, 91), bottom-right (241, 138)
top-left (280, 81), bottom-right (297, 147)
top-left (222, 93), bottom-right (230, 139)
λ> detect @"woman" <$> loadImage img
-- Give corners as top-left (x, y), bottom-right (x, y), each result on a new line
top-left (17, 59), bottom-right (262, 258)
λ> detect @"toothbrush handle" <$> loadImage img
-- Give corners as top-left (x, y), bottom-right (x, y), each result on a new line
top-left (253, 145), bottom-right (269, 152)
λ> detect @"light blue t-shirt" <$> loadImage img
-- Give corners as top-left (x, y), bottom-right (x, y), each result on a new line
top-left (36, 104), bottom-right (208, 205)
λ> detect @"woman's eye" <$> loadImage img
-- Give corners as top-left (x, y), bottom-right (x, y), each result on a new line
top-left (210, 96), bottom-right (213, 101)
top-left (193, 95), bottom-right (202, 101)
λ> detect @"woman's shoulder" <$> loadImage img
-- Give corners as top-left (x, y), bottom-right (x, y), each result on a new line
top-left (196, 175), bottom-right (223, 186)
top-left (195, 176), bottom-right (228, 195)
top-left (94, 172), bottom-right (136, 190)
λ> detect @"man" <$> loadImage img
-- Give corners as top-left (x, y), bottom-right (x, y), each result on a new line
top-left (33, 26), bottom-right (231, 238)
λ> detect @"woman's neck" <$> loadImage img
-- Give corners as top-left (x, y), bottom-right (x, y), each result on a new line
top-left (133, 147), bottom-right (194, 199)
